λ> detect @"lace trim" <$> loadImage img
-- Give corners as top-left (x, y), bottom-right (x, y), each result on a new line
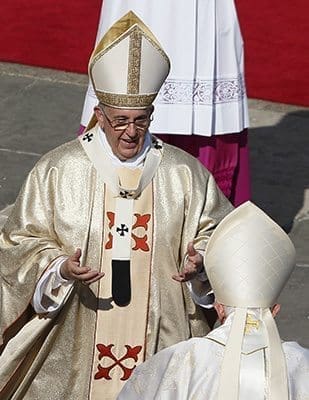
top-left (156, 76), bottom-right (246, 105)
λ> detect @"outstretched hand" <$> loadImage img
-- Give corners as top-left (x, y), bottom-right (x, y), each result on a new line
top-left (172, 242), bottom-right (204, 282)
top-left (60, 248), bottom-right (104, 285)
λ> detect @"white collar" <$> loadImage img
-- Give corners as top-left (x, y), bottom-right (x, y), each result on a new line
top-left (206, 309), bottom-right (269, 354)
top-left (79, 125), bottom-right (163, 199)
top-left (98, 126), bottom-right (152, 169)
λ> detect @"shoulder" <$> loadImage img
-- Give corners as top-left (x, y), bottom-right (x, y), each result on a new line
top-left (162, 142), bottom-right (206, 169)
top-left (157, 140), bottom-right (233, 212)
top-left (137, 337), bottom-right (221, 385)
top-left (283, 341), bottom-right (309, 374)
top-left (160, 141), bottom-right (212, 180)
top-left (147, 337), bottom-right (219, 365)
top-left (283, 341), bottom-right (309, 355)
top-left (33, 139), bottom-right (89, 174)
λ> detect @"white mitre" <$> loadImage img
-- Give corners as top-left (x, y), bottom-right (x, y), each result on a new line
top-left (85, 10), bottom-right (170, 131)
top-left (204, 201), bottom-right (296, 400)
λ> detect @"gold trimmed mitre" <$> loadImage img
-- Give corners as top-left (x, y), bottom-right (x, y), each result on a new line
top-left (204, 201), bottom-right (296, 400)
top-left (89, 11), bottom-right (170, 110)
top-left (204, 201), bottom-right (296, 308)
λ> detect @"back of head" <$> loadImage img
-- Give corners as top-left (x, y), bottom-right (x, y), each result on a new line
top-left (205, 201), bottom-right (295, 308)
top-left (204, 201), bottom-right (296, 400)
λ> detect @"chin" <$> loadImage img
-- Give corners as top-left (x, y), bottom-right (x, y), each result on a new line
top-left (119, 148), bottom-right (139, 160)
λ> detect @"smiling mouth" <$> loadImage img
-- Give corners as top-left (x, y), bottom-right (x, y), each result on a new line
top-left (122, 139), bottom-right (138, 146)
top-left (121, 139), bottom-right (138, 147)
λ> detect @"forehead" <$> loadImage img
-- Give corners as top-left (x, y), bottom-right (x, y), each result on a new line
top-left (105, 106), bottom-right (151, 119)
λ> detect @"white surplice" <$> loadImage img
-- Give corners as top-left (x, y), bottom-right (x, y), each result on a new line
top-left (81, 0), bottom-right (249, 136)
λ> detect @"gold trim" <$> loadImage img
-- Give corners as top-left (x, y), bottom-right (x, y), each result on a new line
top-left (244, 314), bottom-right (260, 335)
top-left (85, 10), bottom-right (171, 127)
top-left (88, 11), bottom-right (166, 68)
top-left (89, 24), bottom-right (170, 87)
top-left (128, 29), bottom-right (142, 94)
top-left (88, 13), bottom-right (171, 102)
top-left (97, 92), bottom-right (157, 109)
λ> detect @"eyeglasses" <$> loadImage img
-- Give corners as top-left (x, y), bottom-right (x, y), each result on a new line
top-left (100, 107), bottom-right (153, 131)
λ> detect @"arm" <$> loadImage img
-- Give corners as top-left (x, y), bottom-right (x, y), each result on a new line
top-left (0, 167), bottom-right (66, 343)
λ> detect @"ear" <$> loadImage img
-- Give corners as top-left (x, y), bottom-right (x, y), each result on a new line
top-left (148, 105), bottom-right (154, 115)
top-left (271, 303), bottom-right (281, 318)
top-left (214, 302), bottom-right (225, 324)
top-left (94, 106), bottom-right (104, 126)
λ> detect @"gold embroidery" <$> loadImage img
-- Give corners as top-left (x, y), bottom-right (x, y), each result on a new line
top-left (244, 314), bottom-right (260, 334)
top-left (89, 12), bottom-right (169, 67)
top-left (90, 25), bottom-right (169, 72)
top-left (89, 23), bottom-right (170, 109)
top-left (96, 92), bottom-right (157, 108)
top-left (128, 29), bottom-right (142, 94)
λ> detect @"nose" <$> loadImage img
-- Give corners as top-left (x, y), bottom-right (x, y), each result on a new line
top-left (125, 122), bottom-right (138, 137)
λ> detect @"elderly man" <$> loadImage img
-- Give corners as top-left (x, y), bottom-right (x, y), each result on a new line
top-left (0, 11), bottom-right (232, 400)
top-left (118, 202), bottom-right (309, 400)
top-left (80, 0), bottom-right (251, 206)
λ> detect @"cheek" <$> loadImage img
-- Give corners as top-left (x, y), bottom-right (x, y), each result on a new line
top-left (138, 132), bottom-right (147, 143)
top-left (105, 133), bottom-right (119, 149)
top-left (116, 134), bottom-right (127, 147)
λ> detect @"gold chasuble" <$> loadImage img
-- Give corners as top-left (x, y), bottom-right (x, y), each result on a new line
top-left (0, 131), bottom-right (233, 400)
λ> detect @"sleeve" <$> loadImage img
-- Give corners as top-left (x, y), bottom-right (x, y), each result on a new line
top-left (183, 249), bottom-right (215, 307)
top-left (186, 281), bottom-right (215, 308)
top-left (192, 173), bottom-right (234, 253)
top-left (182, 172), bottom-right (234, 302)
top-left (32, 256), bottom-right (73, 314)
top-left (0, 164), bottom-right (68, 345)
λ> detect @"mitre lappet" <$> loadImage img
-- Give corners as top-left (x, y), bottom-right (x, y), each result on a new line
top-left (204, 201), bottom-right (296, 400)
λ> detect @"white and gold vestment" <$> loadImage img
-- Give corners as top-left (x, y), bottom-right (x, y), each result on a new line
top-left (117, 316), bottom-right (309, 400)
top-left (0, 131), bottom-right (232, 399)
top-left (0, 12), bottom-right (233, 399)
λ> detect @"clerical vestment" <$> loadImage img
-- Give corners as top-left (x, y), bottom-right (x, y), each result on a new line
top-left (118, 318), bottom-right (309, 399)
top-left (0, 127), bottom-right (232, 399)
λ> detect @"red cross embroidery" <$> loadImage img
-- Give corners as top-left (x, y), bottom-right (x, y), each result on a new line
top-left (105, 212), bottom-right (150, 251)
top-left (94, 344), bottom-right (143, 381)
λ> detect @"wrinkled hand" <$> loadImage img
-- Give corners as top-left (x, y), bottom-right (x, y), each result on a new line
top-left (172, 242), bottom-right (204, 282)
top-left (60, 248), bottom-right (104, 285)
